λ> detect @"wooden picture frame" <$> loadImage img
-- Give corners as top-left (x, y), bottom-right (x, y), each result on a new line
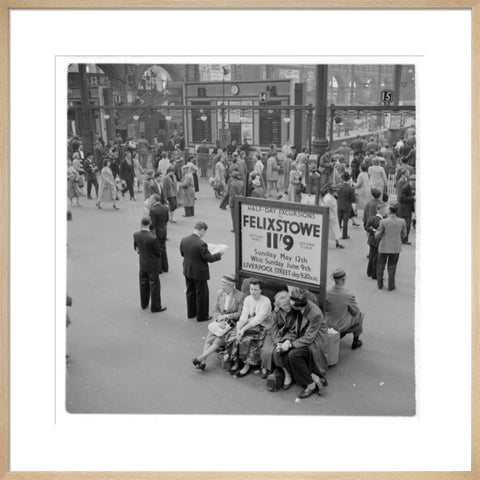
top-left (0, 2), bottom-right (477, 479)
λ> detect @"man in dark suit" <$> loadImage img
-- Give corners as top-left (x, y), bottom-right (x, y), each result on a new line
top-left (149, 194), bottom-right (170, 273)
top-left (337, 172), bottom-right (357, 240)
top-left (365, 203), bottom-right (387, 279)
top-left (179, 221), bottom-right (223, 322)
top-left (120, 152), bottom-right (136, 200)
top-left (325, 268), bottom-right (364, 350)
top-left (363, 188), bottom-right (383, 226)
top-left (375, 203), bottom-right (408, 291)
top-left (133, 217), bottom-right (167, 313)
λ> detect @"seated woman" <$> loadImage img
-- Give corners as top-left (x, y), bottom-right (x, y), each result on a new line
top-left (272, 287), bottom-right (329, 398)
top-left (192, 274), bottom-right (244, 371)
top-left (224, 279), bottom-right (272, 378)
top-left (260, 290), bottom-right (296, 381)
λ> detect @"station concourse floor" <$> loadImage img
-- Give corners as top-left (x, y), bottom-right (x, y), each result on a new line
top-left (66, 177), bottom-right (415, 416)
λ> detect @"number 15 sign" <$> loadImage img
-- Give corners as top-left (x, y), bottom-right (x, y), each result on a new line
top-left (233, 197), bottom-right (330, 298)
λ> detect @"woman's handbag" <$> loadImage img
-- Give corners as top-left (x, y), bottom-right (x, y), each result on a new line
top-left (207, 320), bottom-right (233, 337)
top-left (266, 368), bottom-right (285, 392)
top-left (76, 175), bottom-right (85, 188)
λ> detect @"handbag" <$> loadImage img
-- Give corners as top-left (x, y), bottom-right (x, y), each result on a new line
top-left (207, 320), bottom-right (233, 337)
top-left (266, 368), bottom-right (285, 392)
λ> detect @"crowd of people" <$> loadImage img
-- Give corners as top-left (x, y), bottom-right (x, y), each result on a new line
top-left (68, 125), bottom-right (416, 398)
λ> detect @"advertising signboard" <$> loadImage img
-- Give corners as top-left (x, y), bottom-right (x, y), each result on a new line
top-left (234, 197), bottom-right (330, 304)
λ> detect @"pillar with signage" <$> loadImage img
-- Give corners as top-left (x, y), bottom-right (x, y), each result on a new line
top-left (234, 197), bottom-right (330, 307)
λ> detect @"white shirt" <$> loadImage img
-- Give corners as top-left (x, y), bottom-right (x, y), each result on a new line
top-left (238, 295), bottom-right (271, 328)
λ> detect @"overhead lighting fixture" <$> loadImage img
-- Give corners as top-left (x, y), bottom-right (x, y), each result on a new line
top-left (283, 117), bottom-right (291, 123)
top-left (165, 114), bottom-right (172, 121)
top-left (200, 114), bottom-right (207, 122)
top-left (132, 114), bottom-right (140, 121)
top-left (103, 113), bottom-right (110, 120)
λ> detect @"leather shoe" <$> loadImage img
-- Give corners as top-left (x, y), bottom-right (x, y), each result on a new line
top-left (282, 381), bottom-right (293, 391)
top-left (351, 339), bottom-right (363, 350)
top-left (197, 316), bottom-right (212, 322)
top-left (152, 306), bottom-right (167, 313)
top-left (192, 358), bottom-right (201, 367)
top-left (235, 368), bottom-right (250, 378)
top-left (297, 385), bottom-right (317, 399)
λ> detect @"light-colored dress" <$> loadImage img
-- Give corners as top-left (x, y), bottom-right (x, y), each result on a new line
top-left (321, 193), bottom-right (341, 241)
top-left (355, 171), bottom-right (371, 209)
top-left (287, 170), bottom-right (301, 202)
top-left (99, 166), bottom-right (117, 202)
top-left (224, 294), bottom-right (272, 367)
top-left (368, 165), bottom-right (388, 193)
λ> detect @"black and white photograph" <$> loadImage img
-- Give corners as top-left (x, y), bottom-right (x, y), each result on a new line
top-left (65, 62), bottom-right (416, 415)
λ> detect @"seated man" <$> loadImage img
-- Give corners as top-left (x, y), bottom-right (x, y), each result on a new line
top-left (272, 288), bottom-right (329, 399)
top-left (192, 274), bottom-right (244, 371)
top-left (325, 268), bottom-right (364, 350)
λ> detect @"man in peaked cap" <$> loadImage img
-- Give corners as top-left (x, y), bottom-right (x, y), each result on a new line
top-left (324, 268), bottom-right (364, 350)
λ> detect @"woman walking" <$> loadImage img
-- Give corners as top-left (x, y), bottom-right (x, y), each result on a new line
top-left (319, 183), bottom-right (344, 249)
top-left (178, 164), bottom-right (195, 217)
top-left (97, 159), bottom-right (119, 210)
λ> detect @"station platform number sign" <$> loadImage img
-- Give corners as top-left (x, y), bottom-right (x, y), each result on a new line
top-left (259, 92), bottom-right (270, 104)
top-left (381, 89), bottom-right (394, 105)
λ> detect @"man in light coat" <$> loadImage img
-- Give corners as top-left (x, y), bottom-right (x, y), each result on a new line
top-left (375, 203), bottom-right (407, 291)
top-left (325, 268), bottom-right (364, 350)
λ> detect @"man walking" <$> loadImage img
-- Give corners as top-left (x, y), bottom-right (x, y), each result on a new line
top-left (228, 171), bottom-right (245, 233)
top-left (375, 203), bottom-right (407, 291)
top-left (149, 194), bottom-right (170, 273)
top-left (120, 152), bottom-right (136, 200)
top-left (133, 217), bottom-right (167, 313)
top-left (365, 204), bottom-right (387, 279)
top-left (196, 139), bottom-right (210, 178)
top-left (325, 268), bottom-right (364, 350)
top-left (179, 222), bottom-right (223, 322)
top-left (337, 172), bottom-right (357, 240)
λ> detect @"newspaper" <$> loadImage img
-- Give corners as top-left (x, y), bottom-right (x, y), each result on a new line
top-left (207, 243), bottom-right (228, 255)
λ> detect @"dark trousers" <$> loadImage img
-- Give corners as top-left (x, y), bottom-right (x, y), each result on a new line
top-left (122, 181), bottom-right (135, 199)
top-left (87, 176), bottom-right (99, 198)
top-left (158, 238), bottom-right (169, 273)
top-left (185, 277), bottom-right (209, 321)
top-left (367, 244), bottom-right (379, 279)
top-left (338, 208), bottom-right (351, 238)
top-left (199, 158), bottom-right (208, 178)
top-left (219, 193), bottom-right (230, 209)
top-left (274, 346), bottom-right (313, 386)
top-left (400, 214), bottom-right (412, 241)
top-left (139, 270), bottom-right (162, 311)
top-left (377, 253), bottom-right (400, 290)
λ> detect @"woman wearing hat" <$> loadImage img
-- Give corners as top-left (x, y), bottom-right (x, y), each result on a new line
top-left (354, 162), bottom-right (371, 212)
top-left (178, 164), bottom-right (196, 217)
top-left (319, 183), bottom-right (344, 248)
top-left (287, 162), bottom-right (302, 202)
top-left (272, 287), bottom-right (329, 397)
top-left (260, 290), bottom-right (296, 381)
top-left (250, 175), bottom-right (265, 198)
top-left (192, 275), bottom-right (245, 371)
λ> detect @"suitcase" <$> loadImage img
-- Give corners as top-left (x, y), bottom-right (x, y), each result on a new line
top-left (266, 368), bottom-right (285, 392)
top-left (327, 329), bottom-right (340, 366)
